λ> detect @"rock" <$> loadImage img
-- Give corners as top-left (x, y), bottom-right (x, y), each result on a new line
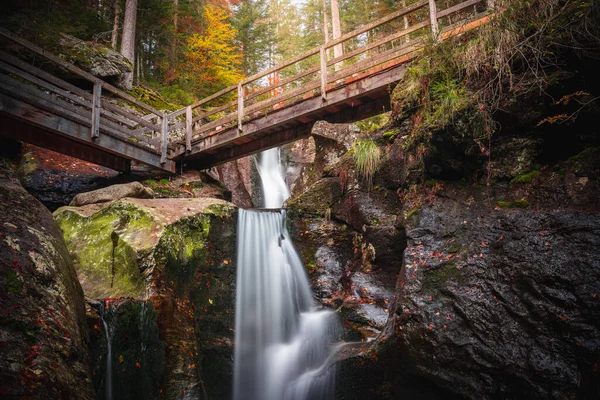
top-left (210, 157), bottom-right (253, 208)
top-left (54, 197), bottom-right (238, 399)
top-left (69, 181), bottom-right (154, 206)
top-left (0, 168), bottom-right (94, 399)
top-left (385, 184), bottom-right (600, 400)
top-left (87, 299), bottom-right (166, 400)
top-left (58, 34), bottom-right (132, 81)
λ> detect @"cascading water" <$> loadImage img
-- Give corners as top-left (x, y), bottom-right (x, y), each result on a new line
top-left (233, 149), bottom-right (340, 400)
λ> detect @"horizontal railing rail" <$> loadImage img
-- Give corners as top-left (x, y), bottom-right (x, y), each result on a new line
top-left (167, 0), bottom-right (491, 156)
top-left (0, 27), bottom-right (173, 166)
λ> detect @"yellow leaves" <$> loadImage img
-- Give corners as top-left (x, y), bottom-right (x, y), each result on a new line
top-left (119, 355), bottom-right (124, 363)
top-left (208, 299), bottom-right (214, 305)
top-left (183, 4), bottom-right (242, 97)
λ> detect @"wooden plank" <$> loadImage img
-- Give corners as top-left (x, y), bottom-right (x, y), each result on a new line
top-left (189, 85), bottom-right (237, 110)
top-left (245, 66), bottom-right (320, 103)
top-left (91, 80), bottom-right (102, 139)
top-left (0, 92), bottom-right (173, 172)
top-left (438, 0), bottom-right (482, 19)
top-left (429, 0), bottom-right (439, 39)
top-left (237, 83), bottom-right (244, 132)
top-left (0, 74), bottom-right (160, 149)
top-left (0, 115), bottom-right (131, 172)
top-left (0, 51), bottom-right (160, 132)
top-left (320, 47), bottom-right (328, 102)
top-left (327, 20), bottom-right (430, 68)
top-left (185, 106), bottom-right (192, 152)
top-left (0, 27), bottom-right (165, 117)
top-left (0, 55), bottom-right (150, 130)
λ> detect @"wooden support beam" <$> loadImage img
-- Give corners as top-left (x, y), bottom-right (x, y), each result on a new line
top-left (320, 47), bottom-right (328, 102)
top-left (429, 0), bottom-right (439, 40)
top-left (160, 115), bottom-right (168, 164)
top-left (237, 83), bottom-right (244, 133)
top-left (91, 80), bottom-right (102, 139)
top-left (186, 106), bottom-right (192, 152)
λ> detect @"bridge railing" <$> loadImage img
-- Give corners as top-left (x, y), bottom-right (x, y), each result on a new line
top-left (0, 28), bottom-right (173, 166)
top-left (167, 0), bottom-right (492, 155)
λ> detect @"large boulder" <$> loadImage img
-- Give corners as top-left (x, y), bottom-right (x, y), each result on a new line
top-left (69, 181), bottom-right (154, 207)
top-left (0, 168), bottom-right (94, 399)
top-left (385, 182), bottom-right (600, 399)
top-left (54, 197), bottom-right (238, 399)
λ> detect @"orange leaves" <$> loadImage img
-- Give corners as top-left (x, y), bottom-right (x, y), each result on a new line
top-left (135, 362), bottom-right (141, 369)
top-left (119, 355), bottom-right (124, 364)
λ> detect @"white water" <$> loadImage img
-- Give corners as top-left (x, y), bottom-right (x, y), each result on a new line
top-left (102, 315), bottom-right (113, 400)
top-left (256, 148), bottom-right (290, 208)
top-left (233, 149), bottom-right (339, 400)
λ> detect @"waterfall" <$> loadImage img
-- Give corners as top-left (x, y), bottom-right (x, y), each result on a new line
top-left (233, 149), bottom-right (339, 400)
top-left (256, 148), bottom-right (290, 208)
top-left (101, 310), bottom-right (113, 400)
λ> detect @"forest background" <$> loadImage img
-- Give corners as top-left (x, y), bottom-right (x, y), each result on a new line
top-left (1, 0), bottom-right (402, 106)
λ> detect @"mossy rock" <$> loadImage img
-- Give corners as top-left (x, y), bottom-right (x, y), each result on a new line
top-left (54, 198), bottom-right (236, 299)
top-left (497, 199), bottom-right (530, 209)
top-left (510, 170), bottom-right (540, 184)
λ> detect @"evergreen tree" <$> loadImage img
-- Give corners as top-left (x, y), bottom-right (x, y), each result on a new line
top-left (232, 0), bottom-right (276, 76)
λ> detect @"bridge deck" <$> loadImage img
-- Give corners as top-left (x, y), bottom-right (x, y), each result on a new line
top-left (0, 0), bottom-right (493, 173)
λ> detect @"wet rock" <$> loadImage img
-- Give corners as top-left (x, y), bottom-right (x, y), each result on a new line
top-left (54, 197), bottom-right (238, 399)
top-left (88, 299), bottom-right (166, 400)
top-left (69, 181), bottom-right (154, 206)
top-left (386, 185), bottom-right (600, 400)
top-left (0, 168), bottom-right (94, 400)
top-left (210, 157), bottom-right (252, 208)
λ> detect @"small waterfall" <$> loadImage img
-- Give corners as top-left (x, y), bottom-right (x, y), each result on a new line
top-left (101, 308), bottom-right (113, 400)
top-left (234, 149), bottom-right (339, 400)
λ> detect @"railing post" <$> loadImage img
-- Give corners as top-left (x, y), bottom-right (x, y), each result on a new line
top-left (91, 80), bottom-right (102, 139)
top-left (185, 106), bottom-right (192, 152)
top-left (428, 0), bottom-right (439, 41)
top-left (160, 114), bottom-right (168, 164)
top-left (237, 83), bottom-right (244, 133)
top-left (320, 46), bottom-right (327, 102)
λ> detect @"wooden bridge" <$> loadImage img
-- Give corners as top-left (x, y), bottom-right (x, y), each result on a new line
top-left (0, 0), bottom-right (493, 174)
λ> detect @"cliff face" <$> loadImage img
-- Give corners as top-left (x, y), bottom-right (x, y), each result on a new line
top-left (0, 168), bottom-right (95, 399)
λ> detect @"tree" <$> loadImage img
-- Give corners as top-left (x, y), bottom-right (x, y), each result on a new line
top-left (183, 4), bottom-right (243, 98)
top-left (120, 0), bottom-right (138, 89)
top-left (232, 0), bottom-right (276, 76)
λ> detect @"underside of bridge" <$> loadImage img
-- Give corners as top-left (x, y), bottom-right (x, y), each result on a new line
top-left (177, 64), bottom-right (407, 170)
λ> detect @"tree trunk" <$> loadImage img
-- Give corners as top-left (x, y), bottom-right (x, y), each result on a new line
top-left (120, 0), bottom-right (138, 90)
top-left (322, 0), bottom-right (330, 44)
top-left (330, 0), bottom-right (343, 64)
top-left (111, 0), bottom-right (121, 50)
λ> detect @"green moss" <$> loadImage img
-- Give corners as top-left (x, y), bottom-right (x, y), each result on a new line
top-left (497, 199), bottom-right (529, 208)
top-left (421, 263), bottom-right (461, 292)
top-left (5, 270), bottom-right (23, 294)
top-left (129, 86), bottom-right (180, 112)
top-left (55, 201), bottom-right (156, 298)
top-left (447, 242), bottom-right (463, 254)
top-left (155, 215), bottom-right (211, 293)
top-left (382, 130), bottom-right (396, 142)
top-left (510, 170), bottom-right (540, 184)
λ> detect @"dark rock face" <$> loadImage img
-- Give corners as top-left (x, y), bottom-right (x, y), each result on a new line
top-left (387, 185), bottom-right (600, 400)
top-left (0, 168), bottom-right (94, 399)
top-left (87, 299), bottom-right (166, 400)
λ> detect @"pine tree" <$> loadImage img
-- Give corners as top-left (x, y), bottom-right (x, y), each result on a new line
top-left (232, 0), bottom-right (276, 76)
